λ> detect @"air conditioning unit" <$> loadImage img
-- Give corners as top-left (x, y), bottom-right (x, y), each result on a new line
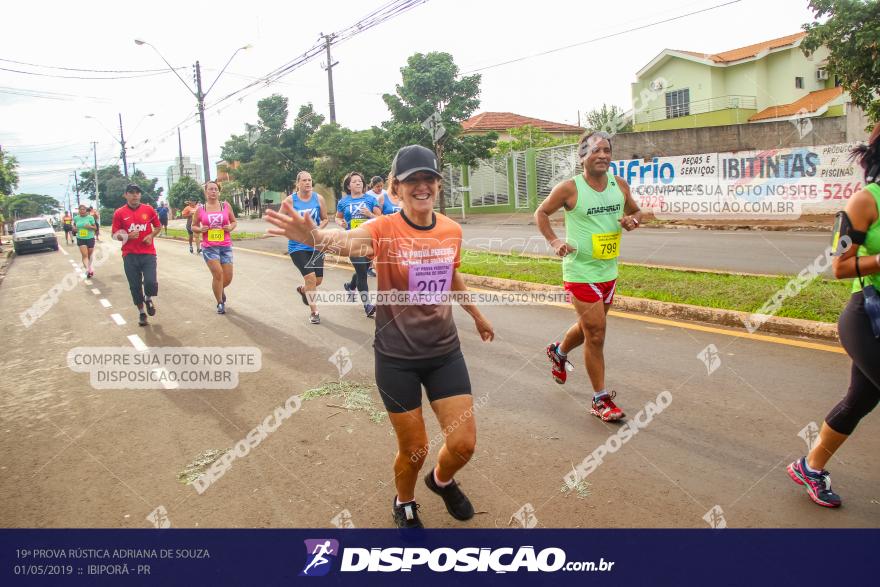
top-left (816, 69), bottom-right (829, 81)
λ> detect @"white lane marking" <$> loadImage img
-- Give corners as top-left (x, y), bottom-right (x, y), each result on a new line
top-left (91, 288), bottom-right (101, 295)
top-left (110, 313), bottom-right (126, 326)
top-left (59, 247), bottom-right (69, 256)
top-left (127, 334), bottom-right (148, 351)
top-left (99, 298), bottom-right (112, 308)
top-left (84, 279), bottom-right (93, 285)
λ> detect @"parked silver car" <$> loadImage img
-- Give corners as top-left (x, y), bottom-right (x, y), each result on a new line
top-left (13, 217), bottom-right (59, 254)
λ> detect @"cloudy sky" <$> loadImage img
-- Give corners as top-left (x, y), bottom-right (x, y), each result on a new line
top-left (2, 0), bottom-right (819, 205)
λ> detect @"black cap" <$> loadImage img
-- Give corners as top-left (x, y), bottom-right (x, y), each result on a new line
top-left (391, 145), bottom-right (442, 181)
top-left (125, 184), bottom-right (142, 194)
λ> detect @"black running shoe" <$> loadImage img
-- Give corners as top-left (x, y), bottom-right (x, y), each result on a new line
top-left (138, 312), bottom-right (148, 326)
top-left (296, 285), bottom-right (308, 306)
top-left (424, 470), bottom-right (474, 521)
top-left (392, 496), bottom-right (423, 529)
top-left (365, 304), bottom-right (376, 318)
top-left (144, 298), bottom-right (156, 316)
top-left (222, 291), bottom-right (227, 304)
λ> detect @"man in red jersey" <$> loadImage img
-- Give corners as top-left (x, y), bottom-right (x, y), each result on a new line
top-left (111, 184), bottom-right (162, 326)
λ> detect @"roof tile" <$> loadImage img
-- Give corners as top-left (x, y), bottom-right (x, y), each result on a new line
top-left (462, 112), bottom-right (583, 134)
top-left (748, 87), bottom-right (844, 122)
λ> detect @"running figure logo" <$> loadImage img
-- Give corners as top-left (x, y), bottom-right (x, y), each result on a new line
top-left (697, 344), bottom-right (722, 376)
top-left (300, 539), bottom-right (339, 577)
top-left (798, 421), bottom-right (820, 452)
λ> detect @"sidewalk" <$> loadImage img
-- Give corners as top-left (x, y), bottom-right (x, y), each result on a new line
top-left (448, 211), bottom-right (834, 231)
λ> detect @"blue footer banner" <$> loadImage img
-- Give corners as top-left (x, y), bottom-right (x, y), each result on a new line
top-left (1, 529), bottom-right (875, 586)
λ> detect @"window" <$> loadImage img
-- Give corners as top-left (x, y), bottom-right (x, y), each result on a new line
top-left (665, 89), bottom-right (690, 118)
top-left (795, 76), bottom-right (804, 89)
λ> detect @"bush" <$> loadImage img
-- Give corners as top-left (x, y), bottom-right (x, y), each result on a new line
top-left (99, 207), bottom-right (115, 227)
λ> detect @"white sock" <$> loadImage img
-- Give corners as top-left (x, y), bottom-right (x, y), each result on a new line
top-left (395, 496), bottom-right (415, 507)
top-left (555, 344), bottom-right (567, 359)
top-left (433, 467), bottom-right (453, 488)
top-left (593, 389), bottom-right (608, 400)
top-left (803, 459), bottom-right (821, 474)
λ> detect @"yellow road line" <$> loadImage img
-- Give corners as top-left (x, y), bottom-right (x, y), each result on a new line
top-left (234, 246), bottom-right (845, 355)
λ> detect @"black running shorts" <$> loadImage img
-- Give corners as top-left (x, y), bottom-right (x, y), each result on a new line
top-left (375, 348), bottom-right (472, 413)
top-left (289, 250), bottom-right (325, 277)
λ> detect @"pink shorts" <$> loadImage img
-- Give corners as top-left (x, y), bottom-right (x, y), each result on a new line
top-left (564, 279), bottom-right (617, 304)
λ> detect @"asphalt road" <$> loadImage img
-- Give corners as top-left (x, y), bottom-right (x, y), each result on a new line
top-left (169, 217), bottom-right (831, 276)
top-left (1, 238), bottom-right (875, 529)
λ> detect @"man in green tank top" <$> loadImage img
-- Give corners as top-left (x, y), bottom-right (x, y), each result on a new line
top-left (535, 131), bottom-right (642, 422)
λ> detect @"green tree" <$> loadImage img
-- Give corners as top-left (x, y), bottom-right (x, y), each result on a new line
top-left (382, 52), bottom-right (496, 213)
top-left (584, 104), bottom-right (632, 134)
top-left (221, 96), bottom-right (324, 198)
top-left (308, 124), bottom-right (393, 200)
top-left (802, 0), bottom-right (880, 123)
top-left (0, 151), bottom-right (19, 196)
top-left (168, 176), bottom-right (203, 210)
top-left (2, 193), bottom-right (59, 219)
top-left (492, 125), bottom-right (571, 156)
top-left (79, 166), bottom-right (159, 209)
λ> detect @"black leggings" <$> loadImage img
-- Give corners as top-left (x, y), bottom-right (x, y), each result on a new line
top-left (348, 256), bottom-right (370, 304)
top-left (825, 292), bottom-right (880, 435)
top-left (123, 254), bottom-right (158, 307)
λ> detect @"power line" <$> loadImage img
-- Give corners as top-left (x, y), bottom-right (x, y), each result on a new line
top-left (461, 0), bottom-right (743, 74)
top-left (0, 66), bottom-right (183, 80)
top-left (0, 57), bottom-right (183, 74)
top-left (204, 0), bottom-right (429, 113)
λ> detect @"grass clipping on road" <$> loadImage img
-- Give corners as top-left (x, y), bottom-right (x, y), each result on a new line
top-left (177, 449), bottom-right (227, 485)
top-left (303, 380), bottom-right (387, 424)
top-left (459, 251), bottom-right (850, 323)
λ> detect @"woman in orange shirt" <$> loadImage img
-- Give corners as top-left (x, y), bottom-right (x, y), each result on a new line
top-left (181, 199), bottom-right (200, 254)
top-left (267, 145), bottom-right (494, 530)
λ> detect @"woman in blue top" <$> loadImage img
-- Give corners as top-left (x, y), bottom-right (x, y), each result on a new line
top-left (378, 175), bottom-right (403, 215)
top-left (284, 171), bottom-right (328, 324)
top-left (336, 171), bottom-right (380, 317)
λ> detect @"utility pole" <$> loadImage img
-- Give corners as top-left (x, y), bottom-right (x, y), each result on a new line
top-left (321, 33), bottom-right (338, 124)
top-left (194, 61), bottom-right (210, 182)
top-left (118, 113), bottom-right (129, 177)
top-left (177, 127), bottom-right (185, 180)
top-left (72, 171), bottom-right (81, 206)
top-left (91, 141), bottom-right (100, 211)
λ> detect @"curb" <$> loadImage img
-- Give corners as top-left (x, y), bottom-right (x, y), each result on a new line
top-left (458, 273), bottom-right (839, 343)
top-left (253, 248), bottom-right (840, 343)
top-left (0, 249), bottom-right (14, 289)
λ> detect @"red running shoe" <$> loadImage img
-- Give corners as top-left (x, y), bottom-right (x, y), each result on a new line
top-left (591, 391), bottom-right (625, 421)
top-left (546, 342), bottom-right (572, 384)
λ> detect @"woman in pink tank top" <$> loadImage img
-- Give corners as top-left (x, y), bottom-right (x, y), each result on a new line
top-left (191, 181), bottom-right (237, 314)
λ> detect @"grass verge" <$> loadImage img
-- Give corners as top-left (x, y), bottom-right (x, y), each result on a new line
top-left (459, 251), bottom-right (851, 323)
top-left (160, 228), bottom-right (265, 241)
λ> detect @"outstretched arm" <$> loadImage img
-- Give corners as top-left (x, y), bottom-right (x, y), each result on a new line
top-left (266, 199), bottom-right (374, 258)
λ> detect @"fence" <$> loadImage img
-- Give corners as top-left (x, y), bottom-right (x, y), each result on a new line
top-left (433, 138), bottom-right (851, 217)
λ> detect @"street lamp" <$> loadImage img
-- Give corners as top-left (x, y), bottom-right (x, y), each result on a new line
top-left (85, 113), bottom-right (153, 178)
top-left (135, 39), bottom-right (252, 182)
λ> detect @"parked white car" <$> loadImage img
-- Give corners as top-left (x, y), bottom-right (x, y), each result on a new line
top-left (13, 217), bottom-right (59, 254)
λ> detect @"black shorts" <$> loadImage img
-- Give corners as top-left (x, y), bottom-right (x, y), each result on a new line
top-left (160, 218), bottom-right (168, 227)
top-left (289, 250), bottom-right (325, 277)
top-left (375, 348), bottom-right (471, 413)
top-left (76, 237), bottom-right (95, 248)
top-left (63, 225), bottom-right (72, 233)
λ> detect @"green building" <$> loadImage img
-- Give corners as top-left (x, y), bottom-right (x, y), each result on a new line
top-left (632, 32), bottom-right (849, 132)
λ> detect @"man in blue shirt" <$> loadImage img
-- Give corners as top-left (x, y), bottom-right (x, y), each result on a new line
top-left (157, 202), bottom-right (170, 235)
